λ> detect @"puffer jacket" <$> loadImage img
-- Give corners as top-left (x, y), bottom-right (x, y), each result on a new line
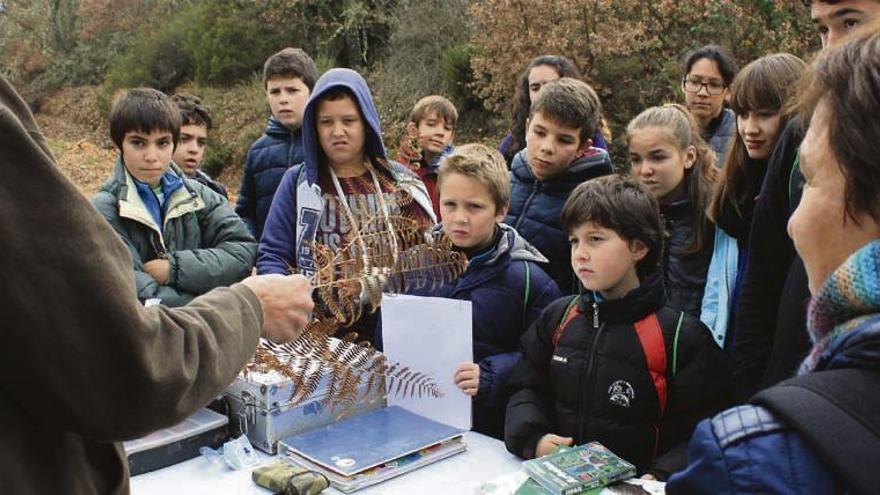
top-left (707, 108), bottom-right (736, 166)
top-left (661, 196), bottom-right (714, 317)
top-left (93, 159), bottom-right (256, 307)
top-left (235, 117), bottom-right (304, 240)
top-left (504, 148), bottom-right (612, 294)
top-left (505, 272), bottom-right (731, 476)
top-left (669, 240), bottom-right (880, 494)
top-left (406, 223), bottom-right (562, 439)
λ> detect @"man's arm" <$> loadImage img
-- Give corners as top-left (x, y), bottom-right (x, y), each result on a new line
top-left (0, 75), bottom-right (311, 441)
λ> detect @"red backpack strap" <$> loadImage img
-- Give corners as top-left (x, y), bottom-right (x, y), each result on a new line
top-left (633, 313), bottom-right (668, 415)
top-left (551, 296), bottom-right (581, 348)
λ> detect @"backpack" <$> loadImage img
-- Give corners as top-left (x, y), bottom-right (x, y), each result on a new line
top-left (550, 296), bottom-right (685, 417)
top-left (752, 368), bottom-right (880, 495)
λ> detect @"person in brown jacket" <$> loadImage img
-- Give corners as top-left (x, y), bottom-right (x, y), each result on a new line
top-left (0, 75), bottom-right (314, 494)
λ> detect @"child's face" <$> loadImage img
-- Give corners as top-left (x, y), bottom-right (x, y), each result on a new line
top-left (629, 127), bottom-right (696, 202)
top-left (440, 172), bottom-right (507, 251)
top-left (121, 129), bottom-right (173, 187)
top-left (525, 111), bottom-right (588, 181)
top-left (173, 124), bottom-right (208, 177)
top-left (266, 76), bottom-right (310, 131)
top-left (528, 64), bottom-right (560, 104)
top-left (316, 95), bottom-right (366, 170)
top-left (569, 221), bottom-right (647, 300)
top-left (416, 111), bottom-right (455, 155)
top-left (737, 110), bottom-right (783, 161)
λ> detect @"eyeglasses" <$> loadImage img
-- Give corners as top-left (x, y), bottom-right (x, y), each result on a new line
top-left (682, 78), bottom-right (727, 96)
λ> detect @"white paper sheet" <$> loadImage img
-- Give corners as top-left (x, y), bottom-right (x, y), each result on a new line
top-left (380, 293), bottom-right (473, 430)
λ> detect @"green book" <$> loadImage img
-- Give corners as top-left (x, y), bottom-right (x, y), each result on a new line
top-left (521, 442), bottom-right (636, 495)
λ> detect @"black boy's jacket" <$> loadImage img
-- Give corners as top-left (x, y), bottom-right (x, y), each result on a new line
top-left (504, 272), bottom-right (732, 477)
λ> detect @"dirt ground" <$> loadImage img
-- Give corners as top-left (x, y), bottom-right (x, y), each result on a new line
top-left (36, 85), bottom-right (242, 201)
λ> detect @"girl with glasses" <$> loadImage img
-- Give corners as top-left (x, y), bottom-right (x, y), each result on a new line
top-left (682, 45), bottom-right (739, 164)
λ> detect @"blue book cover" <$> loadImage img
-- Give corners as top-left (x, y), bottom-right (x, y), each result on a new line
top-left (280, 406), bottom-right (464, 476)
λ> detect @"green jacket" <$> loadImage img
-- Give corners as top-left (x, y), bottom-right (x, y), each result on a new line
top-left (93, 160), bottom-right (256, 306)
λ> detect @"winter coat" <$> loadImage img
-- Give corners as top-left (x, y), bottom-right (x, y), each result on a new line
top-left (660, 196), bottom-right (714, 318)
top-left (192, 168), bottom-right (228, 199)
top-left (504, 148), bottom-right (613, 294)
top-left (706, 107), bottom-right (736, 166)
top-left (406, 223), bottom-right (562, 439)
top-left (257, 68), bottom-right (436, 279)
top-left (700, 158), bottom-right (768, 350)
top-left (732, 118), bottom-right (811, 402)
top-left (397, 144), bottom-right (454, 220)
top-left (504, 272), bottom-right (731, 477)
top-left (0, 74), bottom-right (262, 495)
top-left (235, 117), bottom-right (305, 240)
top-left (93, 159), bottom-right (256, 307)
top-left (669, 239), bottom-right (880, 494)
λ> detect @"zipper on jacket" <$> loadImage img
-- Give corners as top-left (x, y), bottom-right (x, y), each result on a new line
top-left (592, 302), bottom-right (599, 328)
top-left (577, 304), bottom-right (604, 443)
top-left (513, 181), bottom-right (541, 229)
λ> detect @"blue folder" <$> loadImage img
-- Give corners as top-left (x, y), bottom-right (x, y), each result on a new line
top-left (280, 406), bottom-right (464, 476)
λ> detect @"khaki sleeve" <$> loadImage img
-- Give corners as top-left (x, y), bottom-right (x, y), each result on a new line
top-left (0, 75), bottom-right (262, 441)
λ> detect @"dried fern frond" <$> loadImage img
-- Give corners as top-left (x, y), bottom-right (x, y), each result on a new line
top-left (252, 211), bottom-right (463, 408)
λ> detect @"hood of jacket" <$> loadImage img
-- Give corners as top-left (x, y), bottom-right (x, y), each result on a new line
top-left (510, 147), bottom-right (613, 192)
top-left (300, 68), bottom-right (387, 185)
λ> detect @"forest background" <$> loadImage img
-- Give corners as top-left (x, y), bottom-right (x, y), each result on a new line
top-left (0, 0), bottom-right (818, 197)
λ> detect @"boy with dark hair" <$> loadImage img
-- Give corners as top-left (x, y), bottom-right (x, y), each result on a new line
top-left (398, 143), bottom-right (561, 439)
top-left (93, 88), bottom-right (256, 307)
top-left (504, 77), bottom-right (612, 294)
top-left (257, 68), bottom-right (435, 342)
top-left (235, 47), bottom-right (319, 240)
top-left (505, 175), bottom-right (730, 479)
top-left (397, 95), bottom-right (458, 219)
top-left (171, 93), bottom-right (228, 199)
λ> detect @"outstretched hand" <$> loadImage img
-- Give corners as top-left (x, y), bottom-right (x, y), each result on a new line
top-left (240, 274), bottom-right (314, 343)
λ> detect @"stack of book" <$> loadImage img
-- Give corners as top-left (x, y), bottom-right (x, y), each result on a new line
top-left (278, 406), bottom-right (466, 493)
top-left (520, 443), bottom-right (636, 495)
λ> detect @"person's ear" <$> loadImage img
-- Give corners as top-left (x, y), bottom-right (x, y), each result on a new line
top-left (495, 203), bottom-right (510, 222)
top-left (684, 145), bottom-right (697, 170)
top-left (630, 239), bottom-right (649, 262)
top-left (578, 137), bottom-right (594, 155)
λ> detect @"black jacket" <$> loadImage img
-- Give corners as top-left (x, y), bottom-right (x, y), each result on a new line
top-left (504, 273), bottom-right (731, 477)
top-left (660, 197), bottom-right (714, 317)
top-left (732, 119), bottom-right (811, 402)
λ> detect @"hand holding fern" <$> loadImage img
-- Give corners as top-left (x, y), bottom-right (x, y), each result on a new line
top-left (241, 274), bottom-right (314, 343)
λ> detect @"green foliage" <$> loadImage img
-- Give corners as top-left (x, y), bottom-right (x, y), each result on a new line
top-left (442, 43), bottom-right (482, 113)
top-left (469, 0), bottom-right (819, 162)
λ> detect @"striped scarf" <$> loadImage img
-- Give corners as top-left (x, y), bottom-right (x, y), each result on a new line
top-left (801, 239), bottom-right (880, 374)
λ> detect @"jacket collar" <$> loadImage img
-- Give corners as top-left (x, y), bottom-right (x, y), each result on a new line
top-left (510, 147), bottom-right (612, 191)
top-left (579, 271), bottom-right (665, 324)
top-left (111, 158), bottom-right (203, 233)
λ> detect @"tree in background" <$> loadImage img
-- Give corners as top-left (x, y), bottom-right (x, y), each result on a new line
top-left (469, 0), bottom-right (817, 157)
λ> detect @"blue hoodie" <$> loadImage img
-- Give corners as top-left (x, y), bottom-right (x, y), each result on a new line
top-left (257, 68), bottom-right (435, 277)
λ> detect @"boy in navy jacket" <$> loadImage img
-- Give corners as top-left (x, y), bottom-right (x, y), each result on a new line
top-left (235, 48), bottom-right (318, 240)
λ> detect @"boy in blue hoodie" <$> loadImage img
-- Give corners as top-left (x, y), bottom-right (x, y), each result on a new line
top-left (257, 68), bottom-right (436, 342)
top-left (504, 78), bottom-right (613, 294)
top-left (403, 143), bottom-right (562, 439)
top-left (235, 48), bottom-right (319, 240)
